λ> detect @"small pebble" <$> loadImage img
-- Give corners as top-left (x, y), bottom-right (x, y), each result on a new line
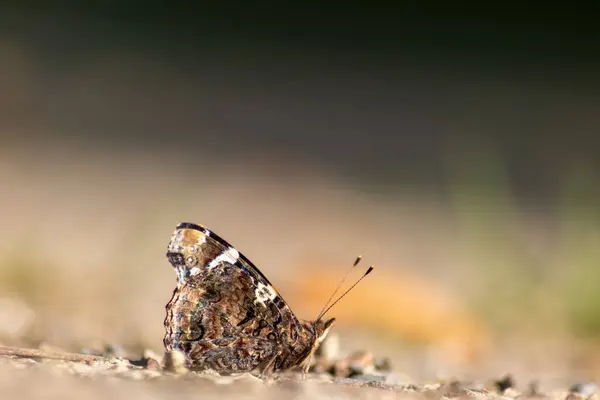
top-left (495, 374), bottom-right (516, 393)
top-left (527, 380), bottom-right (543, 396)
top-left (439, 380), bottom-right (467, 397)
top-left (146, 358), bottom-right (162, 371)
top-left (374, 357), bottom-right (393, 372)
top-left (331, 350), bottom-right (375, 378)
top-left (567, 383), bottom-right (598, 400)
top-left (423, 383), bottom-right (443, 391)
top-left (316, 333), bottom-right (340, 362)
top-left (130, 349), bottom-right (163, 371)
top-left (143, 349), bottom-right (163, 363)
top-left (162, 350), bottom-right (188, 374)
top-left (570, 383), bottom-right (597, 397)
top-left (103, 343), bottom-right (127, 358)
top-left (109, 362), bottom-right (131, 373)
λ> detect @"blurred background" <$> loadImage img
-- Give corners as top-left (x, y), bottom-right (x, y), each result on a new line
top-left (0, 2), bottom-right (599, 386)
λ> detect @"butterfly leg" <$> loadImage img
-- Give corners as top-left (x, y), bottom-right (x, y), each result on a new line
top-left (259, 351), bottom-right (281, 382)
top-left (301, 354), bottom-right (313, 380)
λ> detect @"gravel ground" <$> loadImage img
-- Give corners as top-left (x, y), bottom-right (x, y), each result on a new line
top-left (0, 344), bottom-right (595, 400)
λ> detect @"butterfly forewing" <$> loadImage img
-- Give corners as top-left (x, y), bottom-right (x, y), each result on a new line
top-left (163, 222), bottom-right (320, 374)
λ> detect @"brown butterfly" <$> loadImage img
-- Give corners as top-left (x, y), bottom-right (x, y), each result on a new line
top-left (163, 222), bottom-right (372, 377)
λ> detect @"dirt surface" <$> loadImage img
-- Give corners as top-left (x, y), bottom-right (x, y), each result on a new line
top-left (0, 345), bottom-right (594, 400)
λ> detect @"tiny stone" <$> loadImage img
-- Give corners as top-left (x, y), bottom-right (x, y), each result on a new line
top-left (403, 383), bottom-right (421, 392)
top-left (346, 350), bottom-right (374, 367)
top-left (104, 343), bottom-right (127, 358)
top-left (440, 380), bottom-right (466, 397)
top-left (316, 333), bottom-right (340, 362)
top-left (570, 383), bottom-right (597, 397)
top-left (105, 357), bottom-right (131, 371)
top-left (143, 349), bottom-right (163, 363)
top-left (130, 348), bottom-right (163, 370)
top-left (329, 361), bottom-right (349, 378)
top-left (146, 358), bottom-right (162, 371)
top-left (163, 350), bottom-right (188, 374)
top-left (374, 357), bottom-right (393, 372)
top-left (334, 350), bottom-right (375, 378)
top-left (494, 374), bottom-right (516, 393)
top-left (527, 380), bottom-right (542, 396)
top-left (423, 383), bottom-right (443, 391)
top-left (350, 362), bottom-right (378, 378)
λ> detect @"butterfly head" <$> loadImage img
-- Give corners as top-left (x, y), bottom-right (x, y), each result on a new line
top-left (311, 317), bottom-right (336, 346)
top-left (299, 317), bottom-right (335, 375)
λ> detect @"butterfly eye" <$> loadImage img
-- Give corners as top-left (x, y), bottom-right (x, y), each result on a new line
top-left (185, 256), bottom-right (197, 266)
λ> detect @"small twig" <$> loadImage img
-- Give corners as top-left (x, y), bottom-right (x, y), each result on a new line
top-left (0, 345), bottom-right (105, 364)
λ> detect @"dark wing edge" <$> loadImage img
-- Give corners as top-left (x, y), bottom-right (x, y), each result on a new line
top-left (176, 222), bottom-right (276, 286)
top-left (176, 221), bottom-right (298, 317)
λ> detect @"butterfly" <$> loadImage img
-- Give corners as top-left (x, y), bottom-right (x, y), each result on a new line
top-left (163, 222), bottom-right (372, 377)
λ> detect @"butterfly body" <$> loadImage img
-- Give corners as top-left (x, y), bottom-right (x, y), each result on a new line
top-left (163, 222), bottom-right (334, 375)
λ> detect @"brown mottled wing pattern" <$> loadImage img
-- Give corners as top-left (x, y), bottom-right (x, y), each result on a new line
top-left (163, 223), bottom-right (305, 374)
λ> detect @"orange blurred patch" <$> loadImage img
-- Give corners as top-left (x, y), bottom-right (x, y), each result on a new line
top-left (285, 261), bottom-right (491, 366)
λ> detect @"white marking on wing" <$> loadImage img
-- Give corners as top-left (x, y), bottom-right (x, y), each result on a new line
top-left (207, 247), bottom-right (240, 269)
top-left (254, 281), bottom-right (277, 308)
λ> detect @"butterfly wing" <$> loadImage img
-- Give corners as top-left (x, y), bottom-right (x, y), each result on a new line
top-left (163, 222), bottom-right (304, 373)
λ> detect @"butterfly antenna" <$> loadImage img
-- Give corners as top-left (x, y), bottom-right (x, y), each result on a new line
top-left (316, 256), bottom-right (362, 321)
top-left (318, 265), bottom-right (374, 321)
